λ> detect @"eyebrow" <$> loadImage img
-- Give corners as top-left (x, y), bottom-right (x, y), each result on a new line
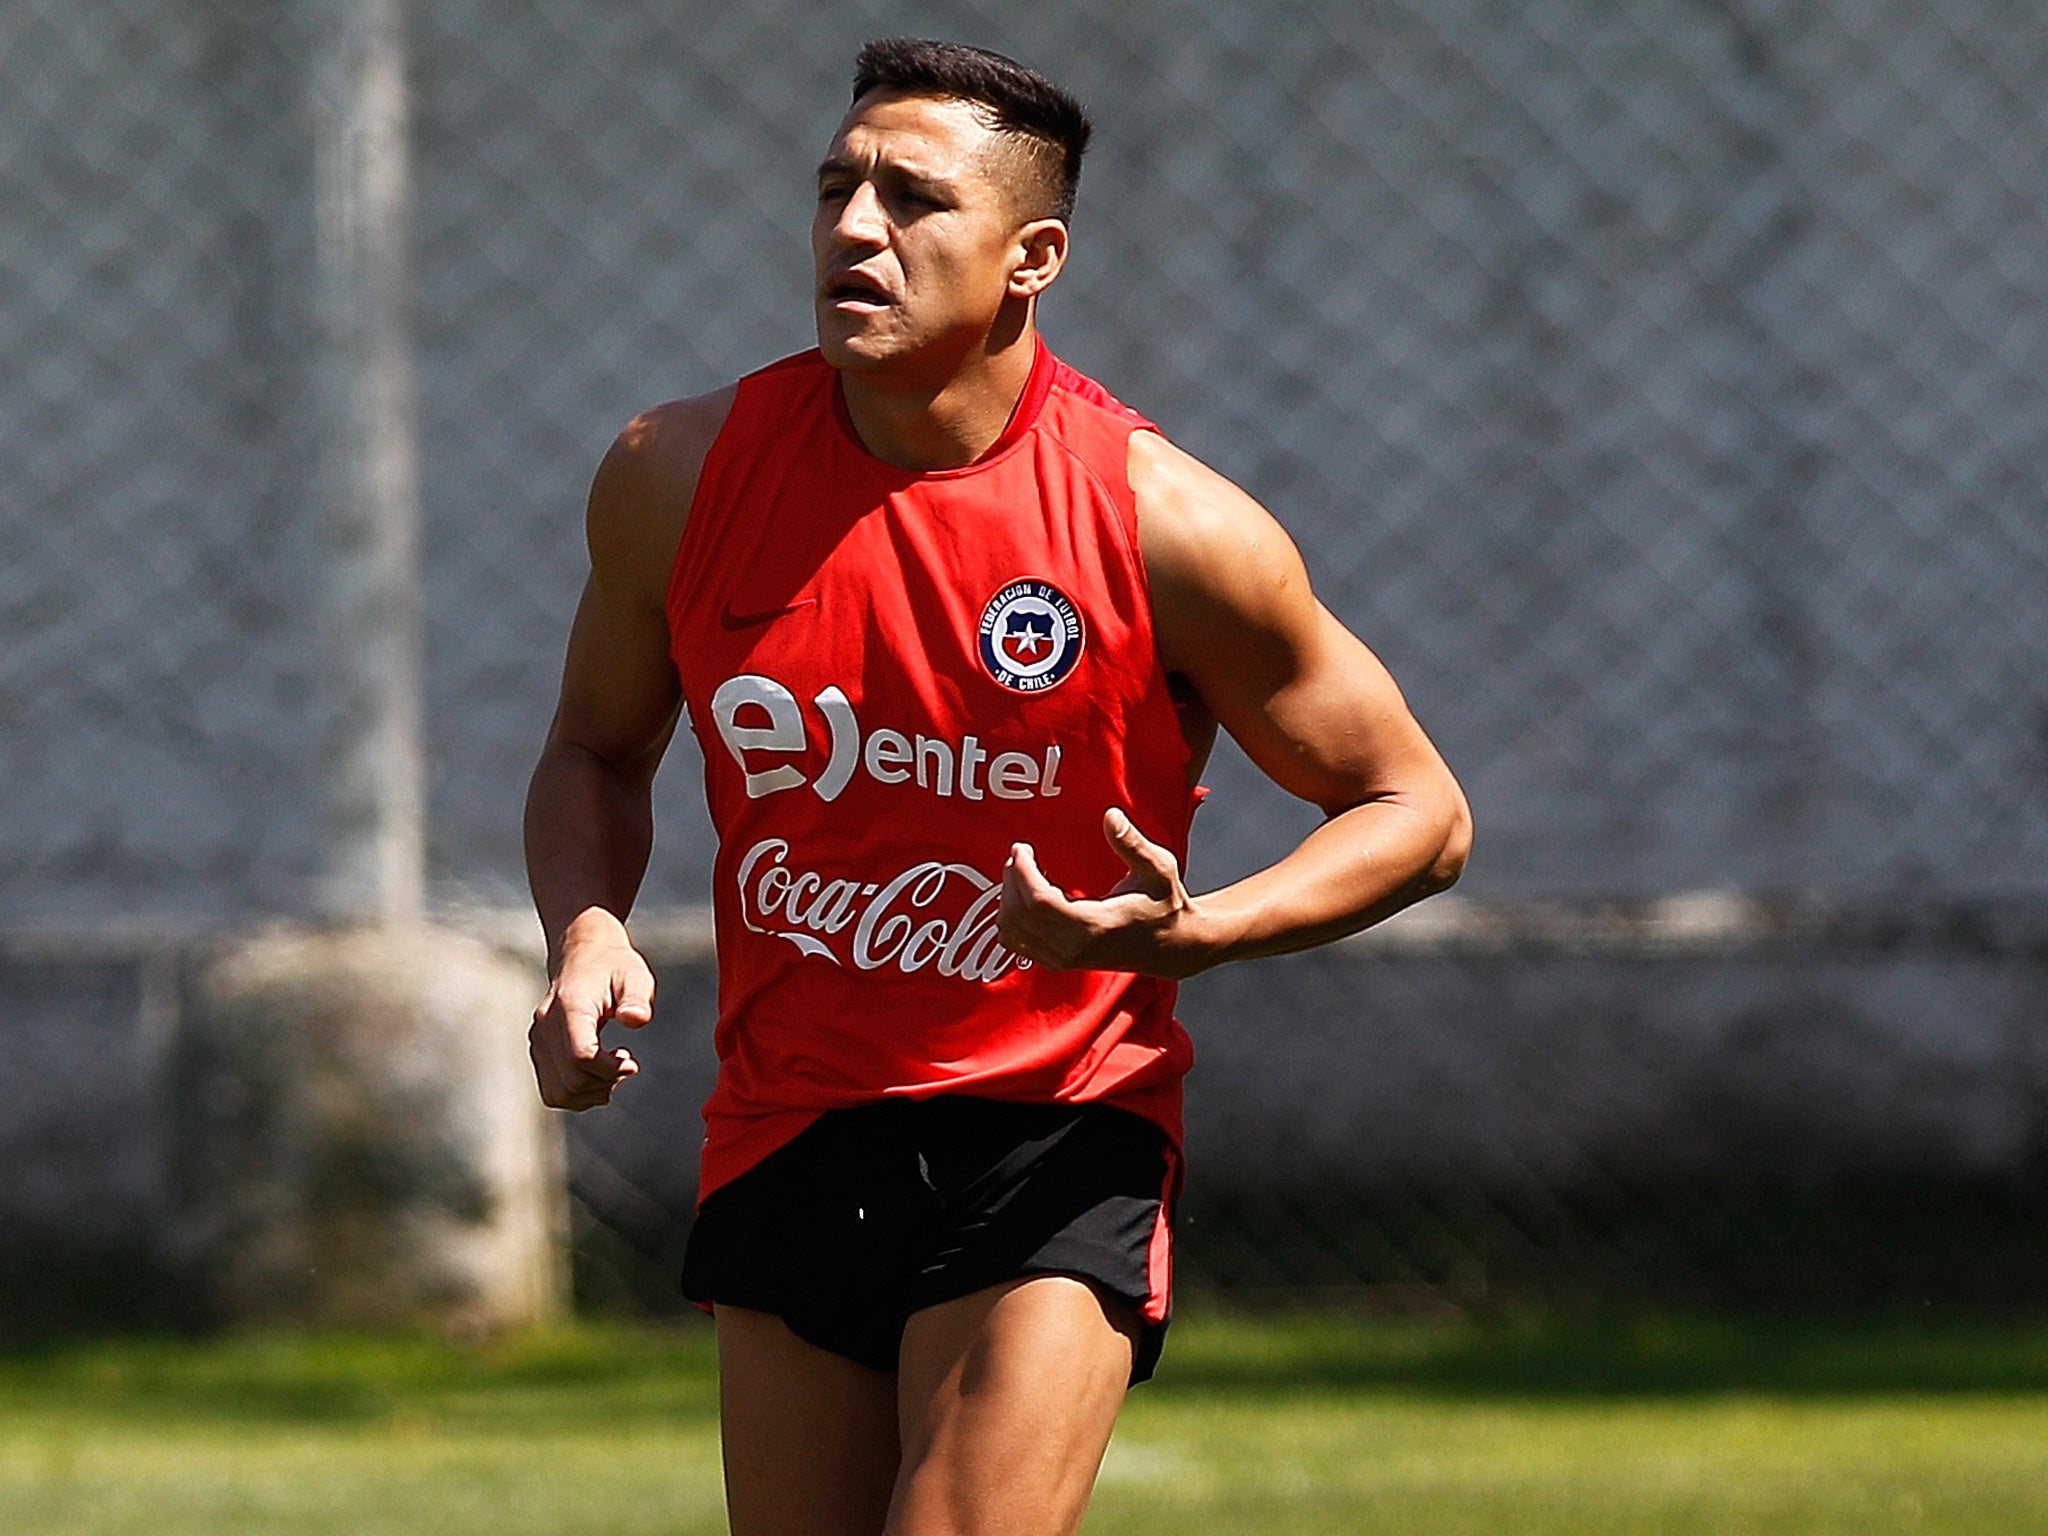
top-left (815, 154), bottom-right (957, 198)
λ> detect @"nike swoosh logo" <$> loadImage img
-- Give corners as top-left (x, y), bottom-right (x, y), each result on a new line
top-left (720, 597), bottom-right (818, 630)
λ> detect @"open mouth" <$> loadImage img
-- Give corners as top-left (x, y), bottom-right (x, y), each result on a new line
top-left (823, 272), bottom-right (893, 309)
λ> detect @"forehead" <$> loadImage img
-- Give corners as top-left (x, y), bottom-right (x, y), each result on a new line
top-left (822, 91), bottom-right (1004, 180)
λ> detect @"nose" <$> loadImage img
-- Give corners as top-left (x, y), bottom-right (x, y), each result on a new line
top-left (829, 180), bottom-right (888, 249)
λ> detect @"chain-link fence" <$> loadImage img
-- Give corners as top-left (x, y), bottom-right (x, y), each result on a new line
top-left (5, 0), bottom-right (2048, 1309)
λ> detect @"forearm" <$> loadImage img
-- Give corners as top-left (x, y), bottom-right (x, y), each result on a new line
top-left (1183, 787), bottom-right (1470, 970)
top-left (523, 738), bottom-right (658, 970)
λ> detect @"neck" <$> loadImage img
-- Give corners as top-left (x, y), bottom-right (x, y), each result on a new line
top-left (839, 309), bottom-right (1040, 470)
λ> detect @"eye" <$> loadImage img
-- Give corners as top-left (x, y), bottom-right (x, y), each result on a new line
top-left (892, 185), bottom-right (952, 217)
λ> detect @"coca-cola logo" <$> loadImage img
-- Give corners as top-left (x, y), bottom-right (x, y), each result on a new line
top-left (734, 837), bottom-right (1024, 983)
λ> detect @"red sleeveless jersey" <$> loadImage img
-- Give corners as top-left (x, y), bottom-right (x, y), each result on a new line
top-left (666, 340), bottom-right (1199, 1208)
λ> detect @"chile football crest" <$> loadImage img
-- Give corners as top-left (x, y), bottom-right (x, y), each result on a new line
top-left (977, 579), bottom-right (1085, 693)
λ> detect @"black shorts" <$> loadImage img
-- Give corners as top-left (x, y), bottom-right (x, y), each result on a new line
top-left (681, 1095), bottom-right (1175, 1384)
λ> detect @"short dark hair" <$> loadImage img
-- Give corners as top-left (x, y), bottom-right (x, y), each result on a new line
top-left (851, 38), bottom-right (1092, 221)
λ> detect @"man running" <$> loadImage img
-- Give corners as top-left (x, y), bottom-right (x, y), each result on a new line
top-left (525, 37), bottom-right (1471, 1536)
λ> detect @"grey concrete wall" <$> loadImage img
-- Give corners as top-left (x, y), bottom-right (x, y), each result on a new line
top-left (0, 940), bottom-right (181, 1269)
top-left (11, 908), bottom-right (2040, 1309)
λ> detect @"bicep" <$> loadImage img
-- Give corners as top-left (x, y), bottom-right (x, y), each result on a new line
top-left (1216, 606), bottom-right (1450, 814)
top-left (1138, 438), bottom-right (1450, 814)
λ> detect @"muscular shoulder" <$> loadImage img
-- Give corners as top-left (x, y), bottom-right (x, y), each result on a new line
top-left (1127, 429), bottom-right (1317, 670)
top-left (587, 385), bottom-right (736, 608)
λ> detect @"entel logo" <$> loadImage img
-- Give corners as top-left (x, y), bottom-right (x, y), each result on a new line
top-left (708, 674), bottom-right (1064, 803)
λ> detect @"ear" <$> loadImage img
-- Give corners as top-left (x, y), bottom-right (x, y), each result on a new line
top-left (1008, 218), bottom-right (1069, 300)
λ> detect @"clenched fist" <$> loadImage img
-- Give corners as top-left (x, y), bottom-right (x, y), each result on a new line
top-left (530, 909), bottom-right (655, 1110)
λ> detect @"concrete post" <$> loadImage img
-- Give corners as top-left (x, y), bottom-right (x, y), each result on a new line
top-left (173, 927), bottom-right (566, 1331)
top-left (161, 2), bottom-right (567, 1330)
top-left (312, 0), bottom-right (424, 923)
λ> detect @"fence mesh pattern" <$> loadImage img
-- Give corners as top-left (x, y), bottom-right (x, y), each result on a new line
top-left (5, 0), bottom-right (2048, 1305)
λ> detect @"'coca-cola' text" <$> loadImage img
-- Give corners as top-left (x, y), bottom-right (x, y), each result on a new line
top-left (734, 837), bottom-right (1024, 983)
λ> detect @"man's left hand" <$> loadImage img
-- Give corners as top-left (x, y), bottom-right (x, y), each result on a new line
top-left (998, 808), bottom-right (1210, 978)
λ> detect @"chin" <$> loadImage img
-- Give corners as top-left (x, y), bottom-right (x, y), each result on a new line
top-left (815, 318), bottom-right (909, 375)
top-left (815, 333), bottom-right (877, 372)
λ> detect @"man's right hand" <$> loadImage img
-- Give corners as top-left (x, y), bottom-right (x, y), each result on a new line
top-left (529, 909), bottom-right (655, 1111)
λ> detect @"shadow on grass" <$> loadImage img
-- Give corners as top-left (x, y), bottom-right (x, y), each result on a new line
top-left (0, 1318), bottom-right (722, 1428)
top-left (1154, 1309), bottom-right (2048, 1400)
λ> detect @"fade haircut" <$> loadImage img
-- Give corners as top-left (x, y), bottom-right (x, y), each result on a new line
top-left (851, 38), bottom-right (1093, 222)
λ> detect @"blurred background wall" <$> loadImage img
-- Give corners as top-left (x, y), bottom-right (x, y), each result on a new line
top-left (3, 0), bottom-right (2045, 1314)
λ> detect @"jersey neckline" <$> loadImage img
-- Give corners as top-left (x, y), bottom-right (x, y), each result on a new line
top-left (827, 336), bottom-right (1057, 481)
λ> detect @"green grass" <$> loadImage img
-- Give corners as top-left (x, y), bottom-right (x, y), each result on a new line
top-left (4, 1314), bottom-right (2048, 1534)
